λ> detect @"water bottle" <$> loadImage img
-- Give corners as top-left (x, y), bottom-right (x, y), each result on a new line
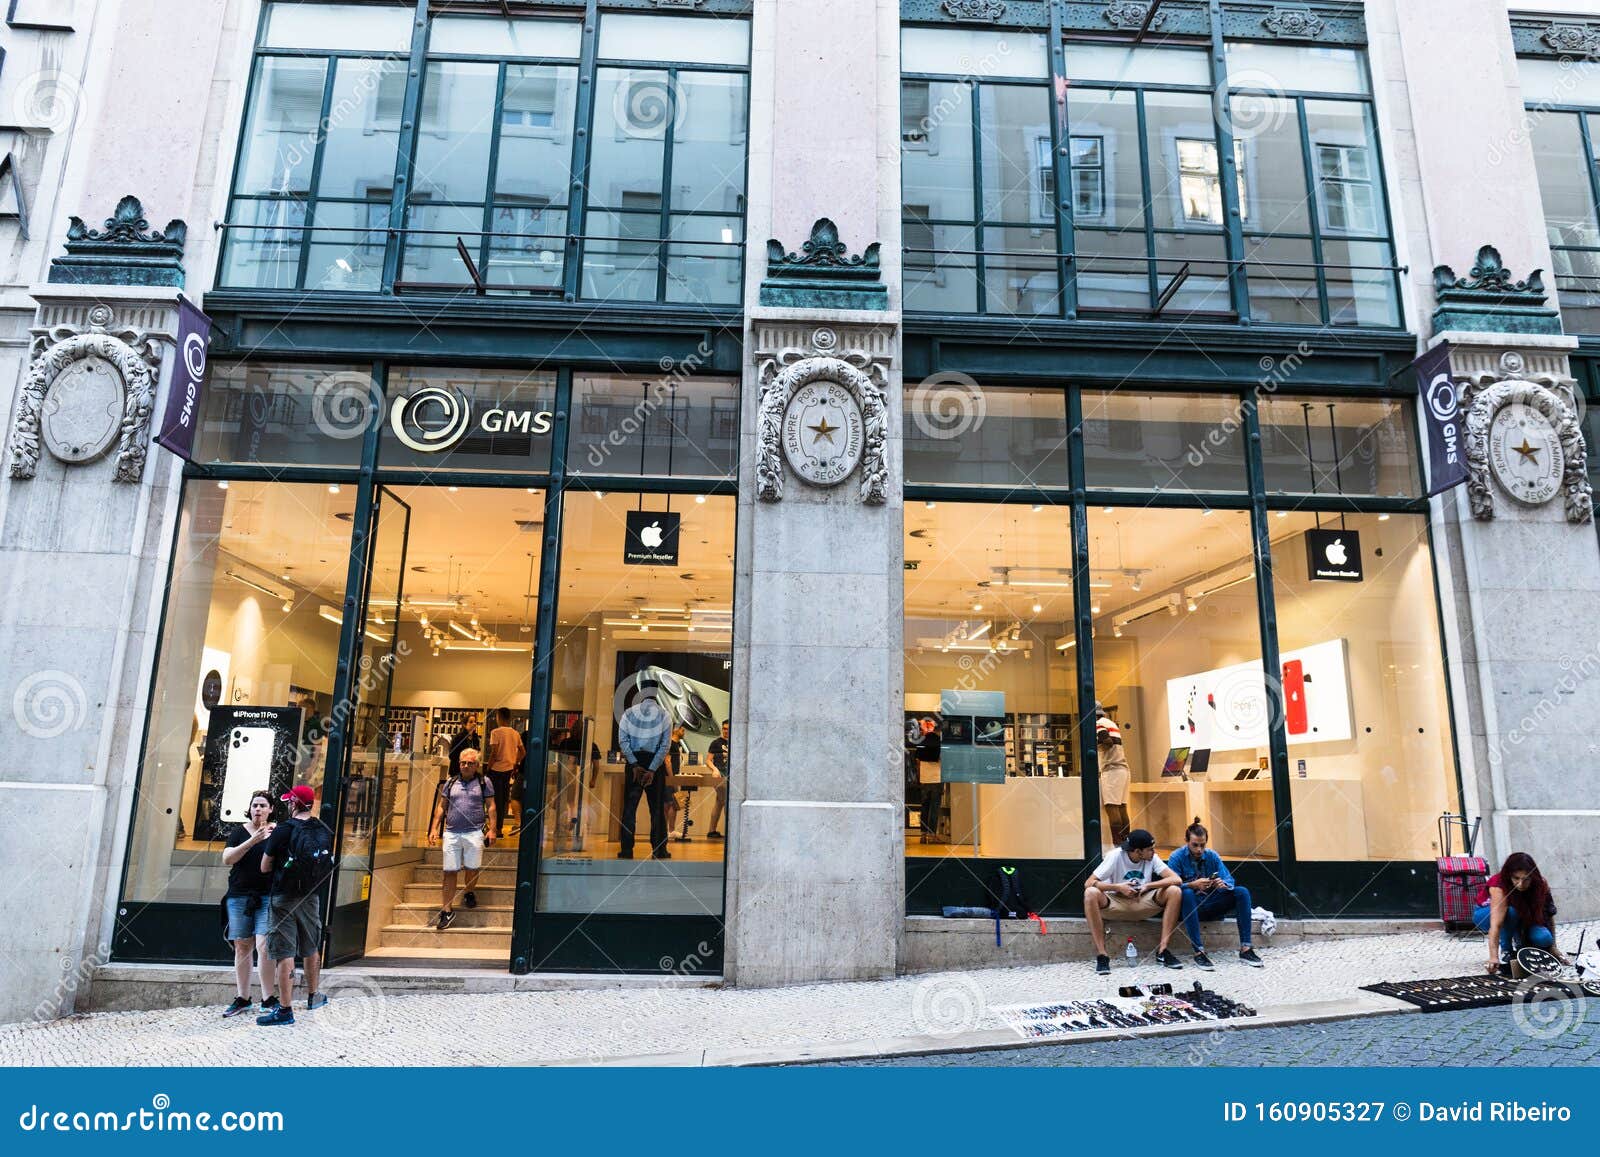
top-left (1125, 937), bottom-right (1138, 963)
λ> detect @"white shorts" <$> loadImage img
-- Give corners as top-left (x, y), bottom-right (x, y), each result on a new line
top-left (442, 829), bottom-right (484, 872)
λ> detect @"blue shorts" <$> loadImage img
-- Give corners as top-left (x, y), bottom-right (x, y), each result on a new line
top-left (225, 893), bottom-right (271, 941)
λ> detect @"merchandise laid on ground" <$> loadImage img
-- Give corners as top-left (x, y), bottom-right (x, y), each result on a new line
top-left (996, 983), bottom-right (1258, 1038)
top-left (1359, 975), bottom-right (1579, 1013)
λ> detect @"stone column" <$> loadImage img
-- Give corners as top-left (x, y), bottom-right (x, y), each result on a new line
top-left (723, 0), bottom-right (905, 986)
top-left (1374, 0), bottom-right (1600, 917)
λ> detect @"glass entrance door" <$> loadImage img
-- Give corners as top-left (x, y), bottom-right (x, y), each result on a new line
top-left (327, 487), bottom-right (411, 962)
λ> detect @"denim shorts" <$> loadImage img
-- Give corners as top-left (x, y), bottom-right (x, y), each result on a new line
top-left (225, 893), bottom-right (271, 940)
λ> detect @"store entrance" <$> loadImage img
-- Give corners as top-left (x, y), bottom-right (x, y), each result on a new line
top-left (329, 484), bottom-right (546, 966)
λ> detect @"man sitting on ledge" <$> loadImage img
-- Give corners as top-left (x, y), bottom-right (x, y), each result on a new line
top-left (1167, 818), bottom-right (1264, 971)
top-left (1084, 828), bottom-right (1186, 975)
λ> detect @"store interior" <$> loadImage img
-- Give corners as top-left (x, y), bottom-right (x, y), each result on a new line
top-left (903, 502), bottom-right (1456, 864)
top-left (129, 480), bottom-right (734, 964)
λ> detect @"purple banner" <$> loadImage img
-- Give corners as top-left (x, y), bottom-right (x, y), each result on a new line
top-left (153, 295), bottom-right (212, 463)
top-left (1413, 342), bottom-right (1468, 497)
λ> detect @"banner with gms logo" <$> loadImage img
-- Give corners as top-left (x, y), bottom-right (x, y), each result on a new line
top-left (1414, 342), bottom-right (1468, 496)
top-left (153, 295), bottom-right (211, 463)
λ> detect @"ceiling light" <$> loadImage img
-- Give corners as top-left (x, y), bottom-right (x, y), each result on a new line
top-left (527, 488), bottom-right (537, 494)
top-left (1202, 509), bottom-right (1215, 517)
top-left (281, 599), bottom-right (293, 613)
top-left (405, 596), bottom-right (462, 609)
top-left (318, 606), bottom-right (343, 627)
top-left (925, 501), bottom-right (937, 509)
top-left (695, 495), bottom-right (706, 504)
top-left (216, 480), bottom-right (229, 490)
top-left (1276, 510), bottom-right (1289, 518)
top-left (1090, 601), bottom-right (1101, 614)
top-left (448, 486), bottom-right (459, 493)
top-left (449, 620), bottom-right (476, 640)
top-left (1102, 506), bottom-right (1114, 514)
top-left (971, 602), bottom-right (983, 612)
top-left (444, 642), bottom-right (532, 653)
top-left (226, 570), bottom-right (289, 600)
top-left (1032, 504), bottom-right (1043, 512)
top-left (1377, 513), bottom-right (1391, 521)
top-left (1032, 603), bottom-right (1043, 614)
top-left (1131, 574), bottom-right (1143, 592)
top-left (328, 484), bottom-right (341, 495)
top-left (1113, 625), bottom-right (1124, 638)
top-left (1187, 597), bottom-right (1199, 612)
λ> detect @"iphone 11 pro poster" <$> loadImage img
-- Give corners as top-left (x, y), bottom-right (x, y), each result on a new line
top-left (199, 705), bottom-right (299, 838)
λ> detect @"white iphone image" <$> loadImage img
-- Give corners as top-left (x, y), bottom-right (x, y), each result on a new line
top-left (219, 726), bottom-right (276, 823)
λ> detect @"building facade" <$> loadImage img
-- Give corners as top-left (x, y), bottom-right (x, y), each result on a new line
top-left (1, 0), bottom-right (1598, 1021)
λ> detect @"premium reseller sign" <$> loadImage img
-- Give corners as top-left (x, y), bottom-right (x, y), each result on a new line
top-left (1305, 528), bottom-right (1364, 582)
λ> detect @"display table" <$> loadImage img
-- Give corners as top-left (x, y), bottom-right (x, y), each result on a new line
top-left (1127, 779), bottom-right (1277, 858)
top-left (942, 776), bottom-right (1083, 856)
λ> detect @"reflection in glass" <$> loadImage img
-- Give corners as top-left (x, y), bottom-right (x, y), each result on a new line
top-left (1082, 391), bottom-right (1248, 492)
top-left (568, 376), bottom-right (738, 478)
top-left (904, 386), bottom-right (1068, 487)
top-left (1259, 396), bottom-right (1419, 497)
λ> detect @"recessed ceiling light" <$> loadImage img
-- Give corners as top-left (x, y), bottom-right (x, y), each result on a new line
top-left (972, 602), bottom-right (983, 612)
top-left (695, 495), bottom-right (706, 504)
top-left (216, 480), bottom-right (229, 490)
top-left (328, 484), bottom-right (341, 495)
top-left (925, 501), bottom-right (936, 509)
top-left (1377, 513), bottom-right (1391, 521)
top-left (1032, 603), bottom-right (1042, 614)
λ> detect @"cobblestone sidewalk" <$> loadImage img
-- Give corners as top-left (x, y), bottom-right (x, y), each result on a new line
top-left (0, 931), bottom-right (1540, 1066)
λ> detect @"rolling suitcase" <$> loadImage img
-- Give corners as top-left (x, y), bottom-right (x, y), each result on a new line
top-left (1436, 813), bottom-right (1486, 931)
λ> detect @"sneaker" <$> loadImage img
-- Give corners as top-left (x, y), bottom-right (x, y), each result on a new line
top-left (707, 831), bottom-right (723, 839)
top-left (305, 992), bottom-right (328, 1011)
top-left (1193, 951), bottom-right (1216, 971)
top-left (437, 909), bottom-right (456, 930)
top-left (617, 851), bottom-right (634, 860)
top-left (255, 1005), bottom-right (295, 1027)
top-left (1095, 954), bottom-right (1111, 976)
top-left (1156, 948), bottom-right (1184, 970)
top-left (652, 850), bottom-right (673, 860)
top-left (260, 996), bottom-right (280, 1011)
top-left (463, 891), bottom-right (477, 909)
top-left (222, 996), bottom-right (252, 1018)
top-left (1239, 947), bottom-right (1264, 968)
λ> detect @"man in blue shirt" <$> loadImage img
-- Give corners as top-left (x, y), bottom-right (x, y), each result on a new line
top-left (1168, 819), bottom-right (1264, 970)
top-left (617, 697), bottom-right (671, 860)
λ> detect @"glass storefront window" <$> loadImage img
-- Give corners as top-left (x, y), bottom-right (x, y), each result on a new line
top-left (381, 368), bottom-right (557, 473)
top-left (903, 385), bottom-right (1067, 487)
top-left (536, 492), bottom-right (736, 914)
top-left (1259, 395), bottom-right (1420, 498)
top-left (903, 502), bottom-right (1083, 858)
top-left (195, 362), bottom-right (372, 468)
top-left (122, 482), bottom-right (356, 903)
top-left (1270, 513), bottom-right (1458, 860)
top-left (568, 375), bottom-right (738, 478)
top-left (1526, 103), bottom-right (1600, 334)
top-left (1081, 390), bottom-right (1248, 492)
top-left (1088, 508), bottom-right (1273, 859)
top-left (260, 1), bottom-right (414, 52)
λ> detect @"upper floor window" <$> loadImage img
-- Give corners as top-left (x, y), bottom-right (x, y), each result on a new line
top-left (218, 3), bottom-right (749, 307)
top-left (899, 29), bottom-right (1400, 328)
top-left (1521, 57), bottom-right (1600, 334)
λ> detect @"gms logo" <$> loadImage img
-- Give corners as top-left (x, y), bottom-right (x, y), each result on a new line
top-left (1426, 371), bottom-right (1460, 466)
top-left (389, 387), bottom-right (553, 454)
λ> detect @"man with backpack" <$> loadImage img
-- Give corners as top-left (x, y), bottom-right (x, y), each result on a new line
top-left (428, 748), bottom-right (497, 930)
top-left (256, 784), bottom-right (335, 1026)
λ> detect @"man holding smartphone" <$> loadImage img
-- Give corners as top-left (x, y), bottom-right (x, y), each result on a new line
top-left (1084, 829), bottom-right (1186, 975)
top-left (1168, 819), bottom-right (1263, 970)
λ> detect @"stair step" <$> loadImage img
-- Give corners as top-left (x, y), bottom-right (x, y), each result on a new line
top-left (392, 903), bottom-right (513, 929)
top-left (419, 847), bottom-right (522, 868)
top-left (379, 924), bottom-right (513, 951)
top-left (401, 882), bottom-right (516, 905)
top-left (409, 867), bottom-right (517, 886)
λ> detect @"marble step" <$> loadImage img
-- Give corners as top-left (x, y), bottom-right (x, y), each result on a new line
top-left (378, 924), bottom-right (513, 951)
top-left (409, 866), bottom-right (517, 887)
top-left (401, 882), bottom-right (516, 906)
top-left (391, 902), bottom-right (513, 929)
top-left (417, 846), bottom-right (522, 868)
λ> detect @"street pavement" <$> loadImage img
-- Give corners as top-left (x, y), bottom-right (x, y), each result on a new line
top-left (0, 929), bottom-right (1589, 1066)
top-left (818, 1001), bottom-right (1600, 1066)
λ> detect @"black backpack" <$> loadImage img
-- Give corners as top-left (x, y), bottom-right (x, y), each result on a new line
top-left (277, 818), bottom-right (335, 896)
top-left (987, 865), bottom-right (1030, 918)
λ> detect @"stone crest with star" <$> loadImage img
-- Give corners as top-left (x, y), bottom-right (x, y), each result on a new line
top-left (781, 378), bottom-right (865, 487)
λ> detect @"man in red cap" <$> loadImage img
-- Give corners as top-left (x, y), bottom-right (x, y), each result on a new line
top-left (256, 784), bottom-right (334, 1025)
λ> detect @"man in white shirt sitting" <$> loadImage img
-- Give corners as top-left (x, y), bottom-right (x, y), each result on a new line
top-left (1084, 828), bottom-right (1186, 975)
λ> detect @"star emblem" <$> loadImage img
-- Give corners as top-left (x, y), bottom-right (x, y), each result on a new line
top-left (1512, 438), bottom-right (1539, 464)
top-left (807, 415), bottom-right (840, 444)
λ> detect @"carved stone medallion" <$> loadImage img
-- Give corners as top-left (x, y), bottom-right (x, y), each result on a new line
top-left (781, 378), bottom-right (865, 488)
top-left (1486, 402), bottom-right (1565, 507)
top-left (40, 354), bottom-right (124, 464)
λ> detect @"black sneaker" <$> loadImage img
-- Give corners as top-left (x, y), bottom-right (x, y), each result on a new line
top-left (617, 851), bottom-right (634, 860)
top-left (305, 992), bottom-right (328, 1011)
top-left (1193, 951), bottom-right (1216, 971)
top-left (653, 850), bottom-right (672, 860)
top-left (222, 996), bottom-right (252, 1018)
top-left (437, 909), bottom-right (456, 930)
top-left (707, 831), bottom-right (723, 839)
top-left (1157, 948), bottom-right (1184, 970)
top-left (1239, 947), bottom-right (1264, 968)
top-left (255, 1005), bottom-right (295, 1027)
top-left (463, 891), bottom-right (477, 909)
top-left (1095, 954), bottom-right (1111, 976)
top-left (260, 996), bottom-right (280, 1011)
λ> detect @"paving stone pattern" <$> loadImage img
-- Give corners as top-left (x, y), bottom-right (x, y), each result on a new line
top-left (827, 1002), bottom-right (1600, 1067)
top-left (0, 931), bottom-right (1578, 1066)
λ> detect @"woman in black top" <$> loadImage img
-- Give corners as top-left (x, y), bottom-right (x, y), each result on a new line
top-left (219, 791), bottom-right (277, 1017)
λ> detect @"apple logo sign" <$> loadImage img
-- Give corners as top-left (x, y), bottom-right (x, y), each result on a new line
top-left (640, 521), bottom-right (664, 549)
top-left (1324, 538), bottom-right (1348, 566)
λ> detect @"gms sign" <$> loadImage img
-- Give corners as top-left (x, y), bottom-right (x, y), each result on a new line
top-left (389, 385), bottom-right (553, 454)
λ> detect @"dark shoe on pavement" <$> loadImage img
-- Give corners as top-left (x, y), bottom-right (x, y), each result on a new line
top-left (707, 830), bottom-right (723, 839)
top-left (1193, 951), bottom-right (1215, 971)
top-left (305, 992), bottom-right (328, 1011)
top-left (255, 1005), bottom-right (295, 1027)
top-left (653, 850), bottom-right (672, 860)
top-left (1157, 948), bottom-right (1184, 969)
top-left (1239, 947), bottom-right (1264, 967)
top-left (222, 996), bottom-right (252, 1018)
top-left (1095, 954), bottom-right (1111, 976)
top-left (617, 851), bottom-right (634, 860)
top-left (260, 996), bottom-right (280, 1011)
top-left (437, 909), bottom-right (456, 930)
top-left (463, 891), bottom-right (477, 909)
